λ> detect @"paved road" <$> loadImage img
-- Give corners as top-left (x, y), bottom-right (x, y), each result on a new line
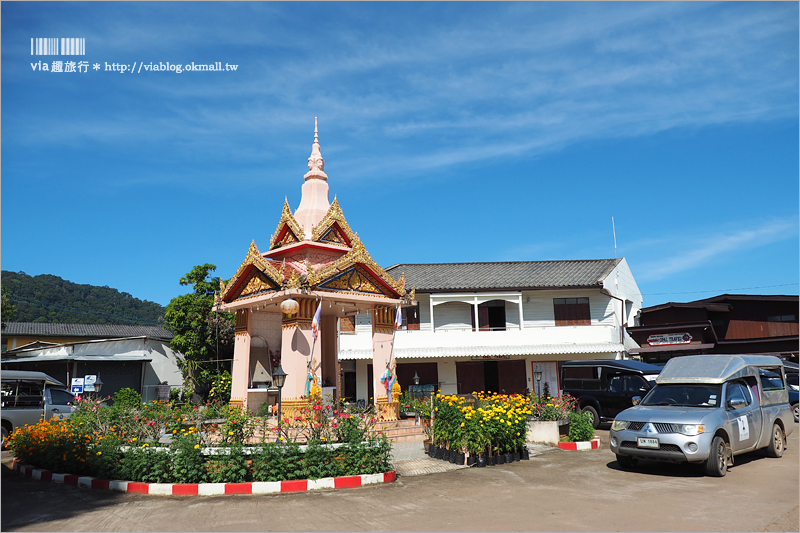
top-left (2, 428), bottom-right (798, 532)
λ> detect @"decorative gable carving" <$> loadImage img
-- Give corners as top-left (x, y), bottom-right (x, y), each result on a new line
top-left (220, 241), bottom-right (285, 303)
top-left (317, 265), bottom-right (388, 296)
top-left (269, 199), bottom-right (306, 250)
top-left (311, 197), bottom-right (356, 247)
top-left (309, 238), bottom-right (405, 298)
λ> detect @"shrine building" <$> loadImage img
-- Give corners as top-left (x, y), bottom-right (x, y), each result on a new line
top-left (214, 120), bottom-right (411, 413)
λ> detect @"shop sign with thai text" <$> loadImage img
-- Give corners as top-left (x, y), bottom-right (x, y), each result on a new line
top-left (647, 333), bottom-right (693, 346)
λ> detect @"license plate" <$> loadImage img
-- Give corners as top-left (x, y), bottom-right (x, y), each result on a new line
top-left (637, 437), bottom-right (659, 449)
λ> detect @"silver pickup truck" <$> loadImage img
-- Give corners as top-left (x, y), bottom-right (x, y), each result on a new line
top-left (610, 355), bottom-right (794, 477)
top-left (1, 370), bottom-right (75, 444)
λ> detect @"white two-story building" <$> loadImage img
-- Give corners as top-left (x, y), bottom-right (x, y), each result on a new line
top-left (338, 259), bottom-right (642, 401)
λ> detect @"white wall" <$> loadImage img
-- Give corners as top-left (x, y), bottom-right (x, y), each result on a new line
top-left (433, 301), bottom-right (473, 331)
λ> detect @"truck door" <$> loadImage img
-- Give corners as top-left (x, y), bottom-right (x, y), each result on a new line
top-left (725, 381), bottom-right (760, 452)
top-left (45, 389), bottom-right (75, 420)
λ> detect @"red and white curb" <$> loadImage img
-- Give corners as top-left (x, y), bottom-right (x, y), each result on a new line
top-left (557, 436), bottom-right (601, 451)
top-left (12, 461), bottom-right (395, 496)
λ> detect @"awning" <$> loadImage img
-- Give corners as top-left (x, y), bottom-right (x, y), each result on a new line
top-left (1, 355), bottom-right (153, 364)
top-left (339, 343), bottom-right (625, 360)
top-left (629, 343), bottom-right (715, 355)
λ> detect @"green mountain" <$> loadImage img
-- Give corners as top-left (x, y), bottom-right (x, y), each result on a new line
top-left (1, 271), bottom-right (165, 325)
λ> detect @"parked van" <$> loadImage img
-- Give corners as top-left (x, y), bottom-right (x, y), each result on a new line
top-left (1, 370), bottom-right (75, 445)
top-left (561, 359), bottom-right (663, 428)
top-left (609, 355), bottom-right (794, 477)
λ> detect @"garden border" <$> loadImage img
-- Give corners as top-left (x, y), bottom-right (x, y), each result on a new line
top-left (557, 436), bottom-right (601, 451)
top-left (12, 461), bottom-right (396, 496)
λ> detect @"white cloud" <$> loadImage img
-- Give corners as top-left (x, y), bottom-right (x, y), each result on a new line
top-left (637, 219), bottom-right (799, 281)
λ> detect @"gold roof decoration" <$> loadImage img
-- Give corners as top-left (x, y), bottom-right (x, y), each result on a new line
top-left (220, 240), bottom-right (285, 303)
top-left (269, 198), bottom-right (305, 250)
top-left (308, 237), bottom-right (404, 298)
top-left (310, 196), bottom-right (357, 247)
top-left (285, 269), bottom-right (303, 290)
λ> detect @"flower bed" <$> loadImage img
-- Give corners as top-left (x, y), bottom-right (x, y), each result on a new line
top-left (5, 392), bottom-right (392, 485)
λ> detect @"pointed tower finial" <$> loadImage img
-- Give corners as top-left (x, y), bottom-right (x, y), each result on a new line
top-left (305, 117), bottom-right (327, 179)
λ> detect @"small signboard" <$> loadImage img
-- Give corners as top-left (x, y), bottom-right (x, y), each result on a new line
top-left (71, 378), bottom-right (84, 395)
top-left (84, 375), bottom-right (97, 392)
top-left (647, 333), bottom-right (693, 346)
top-left (470, 355), bottom-right (510, 360)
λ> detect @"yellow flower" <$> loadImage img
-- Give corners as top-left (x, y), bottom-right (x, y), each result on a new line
top-left (228, 431), bottom-right (234, 435)
top-left (194, 444), bottom-right (200, 449)
top-left (96, 451), bottom-right (102, 455)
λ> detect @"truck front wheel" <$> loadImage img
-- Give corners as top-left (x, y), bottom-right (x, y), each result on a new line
top-left (766, 423), bottom-right (785, 458)
top-left (581, 405), bottom-right (600, 429)
top-left (704, 436), bottom-right (728, 477)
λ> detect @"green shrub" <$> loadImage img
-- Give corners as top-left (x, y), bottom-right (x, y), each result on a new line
top-left (206, 445), bottom-right (249, 483)
top-left (112, 388), bottom-right (141, 408)
top-left (567, 410), bottom-right (595, 442)
top-left (172, 434), bottom-right (208, 483)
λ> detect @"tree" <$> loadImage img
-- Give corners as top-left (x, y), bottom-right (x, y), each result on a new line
top-left (164, 264), bottom-right (234, 398)
top-left (1, 285), bottom-right (17, 330)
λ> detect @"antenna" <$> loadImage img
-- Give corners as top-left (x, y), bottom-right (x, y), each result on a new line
top-left (612, 217), bottom-right (617, 259)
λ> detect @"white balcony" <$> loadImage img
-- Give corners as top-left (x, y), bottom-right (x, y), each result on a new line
top-left (338, 325), bottom-right (624, 359)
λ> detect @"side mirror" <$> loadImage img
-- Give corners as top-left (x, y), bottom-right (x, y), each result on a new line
top-left (727, 398), bottom-right (746, 410)
top-left (632, 396), bottom-right (641, 406)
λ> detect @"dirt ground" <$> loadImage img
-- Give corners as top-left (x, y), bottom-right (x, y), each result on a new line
top-left (2, 427), bottom-right (798, 532)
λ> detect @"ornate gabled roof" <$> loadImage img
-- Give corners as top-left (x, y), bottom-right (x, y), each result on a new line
top-left (268, 199), bottom-right (305, 250)
top-left (219, 241), bottom-right (286, 303)
top-left (310, 197), bottom-right (356, 247)
top-left (309, 238), bottom-right (405, 298)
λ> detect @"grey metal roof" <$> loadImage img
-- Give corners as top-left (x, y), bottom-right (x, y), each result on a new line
top-left (1, 322), bottom-right (173, 340)
top-left (656, 354), bottom-right (784, 385)
top-left (385, 259), bottom-right (621, 292)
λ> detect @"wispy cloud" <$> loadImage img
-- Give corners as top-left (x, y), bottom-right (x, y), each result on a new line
top-left (636, 218), bottom-right (799, 281)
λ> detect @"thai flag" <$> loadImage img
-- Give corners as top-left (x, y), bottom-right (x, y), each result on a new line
top-left (395, 306), bottom-right (403, 329)
top-left (311, 301), bottom-right (322, 339)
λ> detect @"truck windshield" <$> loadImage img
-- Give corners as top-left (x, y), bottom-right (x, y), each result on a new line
top-left (641, 384), bottom-right (722, 408)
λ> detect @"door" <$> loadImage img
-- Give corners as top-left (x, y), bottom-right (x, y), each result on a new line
top-left (725, 381), bottom-right (760, 452)
top-left (497, 360), bottom-right (526, 395)
top-left (456, 362), bottom-right (485, 394)
top-left (46, 388), bottom-right (75, 420)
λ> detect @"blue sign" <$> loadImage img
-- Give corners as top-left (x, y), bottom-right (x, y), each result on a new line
top-left (71, 378), bottom-right (84, 395)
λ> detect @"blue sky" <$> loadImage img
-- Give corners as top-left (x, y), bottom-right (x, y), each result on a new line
top-left (2, 2), bottom-right (798, 311)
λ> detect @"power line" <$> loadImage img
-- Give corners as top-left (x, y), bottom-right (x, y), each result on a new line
top-left (641, 283), bottom-right (799, 296)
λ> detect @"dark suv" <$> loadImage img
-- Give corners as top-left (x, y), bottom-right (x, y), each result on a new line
top-left (561, 359), bottom-right (663, 428)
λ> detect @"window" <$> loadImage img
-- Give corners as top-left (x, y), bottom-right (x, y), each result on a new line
top-left (759, 368), bottom-right (785, 391)
top-left (50, 389), bottom-right (76, 406)
top-left (235, 310), bottom-right (248, 333)
top-left (553, 297), bottom-right (590, 326)
top-left (402, 305), bottom-right (420, 330)
top-left (768, 315), bottom-right (796, 322)
top-left (725, 382), bottom-right (749, 409)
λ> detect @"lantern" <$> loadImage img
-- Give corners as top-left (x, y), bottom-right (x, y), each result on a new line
top-left (280, 298), bottom-right (299, 316)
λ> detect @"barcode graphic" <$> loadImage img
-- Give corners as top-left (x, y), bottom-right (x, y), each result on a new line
top-left (31, 38), bottom-right (85, 56)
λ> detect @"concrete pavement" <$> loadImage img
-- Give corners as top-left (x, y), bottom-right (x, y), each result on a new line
top-left (2, 428), bottom-right (798, 532)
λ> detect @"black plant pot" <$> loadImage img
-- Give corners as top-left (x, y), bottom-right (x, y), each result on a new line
top-left (496, 453), bottom-right (506, 465)
top-left (522, 448), bottom-right (530, 460)
top-left (429, 445), bottom-right (438, 458)
top-left (443, 449), bottom-right (452, 462)
top-left (456, 452), bottom-right (465, 465)
top-left (505, 452), bottom-right (514, 464)
top-left (513, 452), bottom-right (520, 462)
top-left (467, 456), bottom-right (476, 467)
top-left (477, 457), bottom-right (486, 467)
top-left (449, 451), bottom-right (457, 464)
top-left (486, 455), bottom-right (496, 466)
top-left (435, 447), bottom-right (444, 460)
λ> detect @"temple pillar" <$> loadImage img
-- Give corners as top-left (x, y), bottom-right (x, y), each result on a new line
top-left (371, 305), bottom-right (395, 405)
top-left (229, 310), bottom-right (251, 408)
top-left (279, 298), bottom-right (322, 402)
